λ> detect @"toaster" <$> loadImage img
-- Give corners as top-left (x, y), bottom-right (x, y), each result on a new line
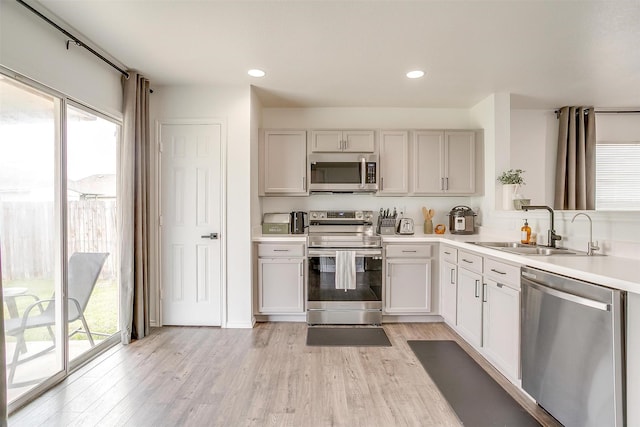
top-left (397, 218), bottom-right (415, 235)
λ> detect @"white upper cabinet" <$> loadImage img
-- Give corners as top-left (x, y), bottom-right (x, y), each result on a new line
top-left (311, 130), bottom-right (375, 152)
top-left (413, 131), bottom-right (443, 194)
top-left (413, 130), bottom-right (476, 195)
top-left (378, 130), bottom-right (409, 195)
top-left (260, 130), bottom-right (307, 196)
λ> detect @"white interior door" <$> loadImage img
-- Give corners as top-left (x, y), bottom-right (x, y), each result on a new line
top-left (160, 123), bottom-right (222, 326)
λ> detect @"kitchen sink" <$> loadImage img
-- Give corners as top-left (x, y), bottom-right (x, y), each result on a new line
top-left (498, 246), bottom-right (577, 256)
top-left (467, 241), bottom-right (605, 256)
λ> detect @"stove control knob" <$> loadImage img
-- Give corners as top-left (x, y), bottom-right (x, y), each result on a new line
top-left (355, 211), bottom-right (363, 220)
top-left (319, 212), bottom-right (326, 219)
top-left (310, 212), bottom-right (318, 219)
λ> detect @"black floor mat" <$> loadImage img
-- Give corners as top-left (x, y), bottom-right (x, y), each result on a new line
top-left (408, 340), bottom-right (540, 427)
top-left (306, 327), bottom-right (391, 346)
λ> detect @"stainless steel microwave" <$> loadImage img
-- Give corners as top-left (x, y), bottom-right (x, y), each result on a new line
top-left (308, 153), bottom-right (378, 193)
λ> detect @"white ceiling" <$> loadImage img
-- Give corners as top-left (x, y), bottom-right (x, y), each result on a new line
top-left (37, 0), bottom-right (640, 109)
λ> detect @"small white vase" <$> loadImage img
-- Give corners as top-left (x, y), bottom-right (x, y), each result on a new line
top-left (502, 184), bottom-right (519, 210)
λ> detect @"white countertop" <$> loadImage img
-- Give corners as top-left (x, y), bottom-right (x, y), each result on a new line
top-left (253, 231), bottom-right (640, 294)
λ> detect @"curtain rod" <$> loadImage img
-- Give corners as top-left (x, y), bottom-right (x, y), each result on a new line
top-left (16, 0), bottom-right (130, 79)
top-left (554, 108), bottom-right (640, 118)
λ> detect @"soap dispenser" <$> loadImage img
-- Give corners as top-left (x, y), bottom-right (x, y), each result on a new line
top-left (521, 219), bottom-right (531, 244)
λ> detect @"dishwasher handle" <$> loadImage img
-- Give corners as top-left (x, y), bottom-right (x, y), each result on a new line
top-left (523, 279), bottom-right (611, 312)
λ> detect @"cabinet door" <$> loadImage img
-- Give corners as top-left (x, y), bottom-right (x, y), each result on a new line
top-left (258, 258), bottom-right (304, 313)
top-left (413, 131), bottom-right (444, 194)
top-left (311, 130), bottom-right (343, 152)
top-left (457, 267), bottom-right (483, 347)
top-left (385, 258), bottom-right (431, 313)
top-left (482, 278), bottom-right (520, 380)
top-left (378, 130), bottom-right (409, 195)
top-left (444, 131), bottom-right (475, 194)
top-left (262, 130), bottom-right (307, 195)
top-left (439, 259), bottom-right (457, 325)
top-left (343, 130), bottom-right (375, 152)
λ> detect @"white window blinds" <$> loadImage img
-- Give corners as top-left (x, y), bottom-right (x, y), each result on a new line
top-left (596, 142), bottom-right (640, 210)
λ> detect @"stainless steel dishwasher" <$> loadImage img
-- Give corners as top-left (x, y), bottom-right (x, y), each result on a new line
top-left (521, 266), bottom-right (625, 427)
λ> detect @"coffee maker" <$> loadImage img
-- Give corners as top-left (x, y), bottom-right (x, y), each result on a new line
top-left (290, 211), bottom-right (308, 234)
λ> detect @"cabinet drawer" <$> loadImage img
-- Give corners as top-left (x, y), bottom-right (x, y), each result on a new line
top-left (258, 244), bottom-right (305, 257)
top-left (484, 258), bottom-right (520, 290)
top-left (386, 244), bottom-right (433, 258)
top-left (440, 246), bottom-right (458, 263)
top-left (458, 250), bottom-right (483, 273)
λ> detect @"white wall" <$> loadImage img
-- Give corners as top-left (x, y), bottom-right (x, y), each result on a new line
top-left (510, 109), bottom-right (557, 206)
top-left (263, 107), bottom-right (472, 129)
top-left (0, 0), bottom-right (122, 117)
top-left (152, 85), bottom-right (253, 328)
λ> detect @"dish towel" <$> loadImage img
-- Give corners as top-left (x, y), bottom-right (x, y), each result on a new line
top-left (335, 250), bottom-right (356, 291)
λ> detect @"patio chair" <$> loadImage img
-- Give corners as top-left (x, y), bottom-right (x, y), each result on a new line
top-left (4, 252), bottom-right (109, 387)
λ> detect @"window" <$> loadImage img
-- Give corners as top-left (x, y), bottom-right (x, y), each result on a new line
top-left (596, 142), bottom-right (640, 210)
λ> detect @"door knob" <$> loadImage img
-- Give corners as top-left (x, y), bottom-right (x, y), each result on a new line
top-left (201, 233), bottom-right (219, 240)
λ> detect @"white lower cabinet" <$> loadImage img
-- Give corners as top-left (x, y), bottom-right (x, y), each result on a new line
top-left (257, 243), bottom-right (305, 314)
top-left (456, 266), bottom-right (483, 347)
top-left (439, 246), bottom-right (458, 326)
top-left (446, 247), bottom-right (522, 383)
top-left (481, 257), bottom-right (522, 381)
top-left (482, 278), bottom-right (520, 380)
top-left (385, 244), bottom-right (433, 314)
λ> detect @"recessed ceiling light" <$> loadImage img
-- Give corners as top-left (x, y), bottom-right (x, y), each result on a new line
top-left (406, 70), bottom-right (425, 79)
top-left (248, 69), bottom-right (266, 78)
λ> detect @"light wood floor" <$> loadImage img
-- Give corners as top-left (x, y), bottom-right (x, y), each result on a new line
top-left (9, 322), bottom-right (561, 427)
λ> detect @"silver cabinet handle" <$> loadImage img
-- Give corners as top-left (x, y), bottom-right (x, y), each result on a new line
top-left (450, 268), bottom-right (455, 284)
top-left (201, 233), bottom-right (219, 239)
top-left (441, 177), bottom-right (444, 190)
top-left (273, 249), bottom-right (290, 252)
top-left (490, 268), bottom-right (506, 275)
top-left (475, 279), bottom-right (479, 298)
top-left (445, 177), bottom-right (449, 190)
top-left (482, 283), bottom-right (487, 302)
top-left (402, 250), bottom-right (417, 253)
top-left (462, 259), bottom-right (473, 264)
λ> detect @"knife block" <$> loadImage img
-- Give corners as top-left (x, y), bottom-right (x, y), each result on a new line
top-left (377, 217), bottom-right (397, 235)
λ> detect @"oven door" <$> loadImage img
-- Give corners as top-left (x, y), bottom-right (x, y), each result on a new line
top-left (307, 248), bottom-right (383, 324)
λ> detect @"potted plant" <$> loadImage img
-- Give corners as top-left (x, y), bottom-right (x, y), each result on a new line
top-left (497, 169), bottom-right (526, 210)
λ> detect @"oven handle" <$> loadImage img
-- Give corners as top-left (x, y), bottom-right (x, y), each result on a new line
top-left (308, 248), bottom-right (382, 257)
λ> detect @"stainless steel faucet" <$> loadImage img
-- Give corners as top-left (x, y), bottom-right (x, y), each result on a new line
top-left (571, 212), bottom-right (600, 255)
top-left (521, 205), bottom-right (562, 248)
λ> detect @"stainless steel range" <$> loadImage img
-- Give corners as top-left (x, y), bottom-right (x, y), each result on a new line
top-left (306, 210), bottom-right (383, 325)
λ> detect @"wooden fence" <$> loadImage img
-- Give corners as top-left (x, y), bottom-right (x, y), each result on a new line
top-left (0, 200), bottom-right (117, 281)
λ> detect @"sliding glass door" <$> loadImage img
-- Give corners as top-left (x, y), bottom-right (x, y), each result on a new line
top-left (1, 73), bottom-right (121, 407)
top-left (66, 103), bottom-right (119, 366)
top-left (0, 76), bottom-right (64, 400)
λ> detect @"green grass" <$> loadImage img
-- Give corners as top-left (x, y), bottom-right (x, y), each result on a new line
top-left (3, 278), bottom-right (118, 343)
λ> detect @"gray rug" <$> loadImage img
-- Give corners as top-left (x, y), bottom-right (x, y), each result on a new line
top-left (408, 340), bottom-right (540, 427)
top-left (306, 327), bottom-right (391, 346)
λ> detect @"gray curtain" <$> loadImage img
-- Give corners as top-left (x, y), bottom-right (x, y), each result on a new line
top-left (554, 106), bottom-right (596, 210)
top-left (119, 72), bottom-right (151, 344)
top-left (1, 252), bottom-right (7, 426)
